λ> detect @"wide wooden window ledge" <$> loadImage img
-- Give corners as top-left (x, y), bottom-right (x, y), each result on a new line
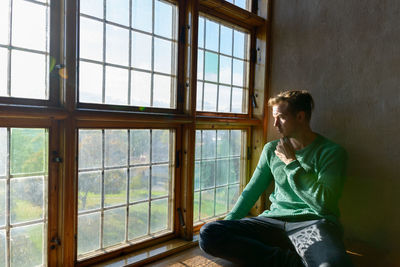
top-left (93, 236), bottom-right (200, 267)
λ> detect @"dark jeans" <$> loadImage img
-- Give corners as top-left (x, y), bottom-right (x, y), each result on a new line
top-left (199, 217), bottom-right (353, 267)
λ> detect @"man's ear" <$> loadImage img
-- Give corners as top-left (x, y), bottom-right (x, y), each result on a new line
top-left (296, 111), bottom-right (306, 122)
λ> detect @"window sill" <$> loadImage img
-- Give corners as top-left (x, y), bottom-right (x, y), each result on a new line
top-left (93, 236), bottom-right (200, 267)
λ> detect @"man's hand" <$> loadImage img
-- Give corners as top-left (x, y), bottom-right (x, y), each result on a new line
top-left (275, 137), bottom-right (296, 165)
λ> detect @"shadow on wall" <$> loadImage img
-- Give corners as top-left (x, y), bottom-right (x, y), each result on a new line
top-left (314, 105), bottom-right (400, 267)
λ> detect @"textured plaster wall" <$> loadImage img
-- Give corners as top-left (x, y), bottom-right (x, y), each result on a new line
top-left (268, 0), bottom-right (400, 257)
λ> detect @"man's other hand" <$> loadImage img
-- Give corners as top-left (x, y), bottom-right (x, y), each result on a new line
top-left (275, 138), bottom-right (296, 165)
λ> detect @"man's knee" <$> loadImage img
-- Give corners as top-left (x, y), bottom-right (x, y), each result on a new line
top-left (199, 221), bottom-right (226, 254)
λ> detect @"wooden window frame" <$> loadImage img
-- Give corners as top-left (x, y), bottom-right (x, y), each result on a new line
top-left (0, 0), bottom-right (271, 265)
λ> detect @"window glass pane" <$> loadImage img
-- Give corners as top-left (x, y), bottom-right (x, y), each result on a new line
top-left (217, 130), bottom-right (229, 157)
top-left (230, 158), bottom-right (240, 183)
top-left (10, 50), bottom-right (47, 99)
top-left (0, 128), bottom-right (6, 176)
top-left (198, 17), bottom-right (204, 48)
top-left (106, 0), bottom-right (129, 26)
top-left (216, 187), bottom-right (228, 215)
top-left (150, 198), bottom-right (168, 233)
top-left (130, 166), bottom-right (149, 202)
top-left (232, 87), bottom-right (244, 113)
top-left (194, 162), bottom-right (200, 191)
top-left (131, 32), bottom-right (152, 70)
top-left (79, 61), bottom-right (103, 104)
top-left (12, 0), bottom-right (47, 51)
top-left (196, 81), bottom-right (203, 111)
top-left (197, 50), bottom-right (204, 80)
top-left (10, 176), bottom-right (44, 224)
top-left (229, 184), bottom-right (240, 209)
top-left (154, 38), bottom-right (173, 74)
top-left (197, 16), bottom-right (249, 113)
top-left (152, 130), bottom-right (169, 163)
top-left (104, 168), bottom-right (127, 207)
top-left (200, 189), bottom-right (214, 219)
top-left (151, 164), bottom-right (169, 198)
top-left (230, 130), bottom-right (241, 156)
top-left (78, 129), bottom-right (174, 259)
top-left (194, 130), bottom-right (245, 224)
top-left (220, 25), bottom-right (232, 56)
top-left (78, 212), bottom-right (101, 255)
top-left (225, 0), bottom-right (249, 10)
top-left (130, 130), bottom-right (150, 165)
top-left (203, 83), bottom-right (217, 112)
top-left (78, 171), bottom-right (101, 211)
top-left (105, 66), bottom-right (129, 105)
top-left (105, 130), bottom-right (128, 167)
top-left (153, 74), bottom-right (172, 108)
top-left (193, 192), bottom-right (200, 222)
top-left (80, 17), bottom-right (103, 61)
top-left (80, 0), bottom-right (103, 18)
top-left (204, 51), bottom-right (218, 82)
top-left (79, 130), bottom-right (102, 169)
top-left (234, 0), bottom-right (247, 10)
top-left (154, 0), bottom-right (174, 39)
top-left (1, 127), bottom-right (48, 265)
top-left (195, 130), bottom-right (202, 160)
top-left (0, 0), bottom-right (9, 45)
top-left (131, 70), bottom-right (151, 107)
top-left (103, 207), bottom-right (126, 247)
top-left (132, 0), bottom-right (152, 33)
top-left (10, 128), bottom-right (47, 175)
top-left (201, 161), bottom-right (215, 189)
top-left (0, 230), bottom-right (5, 267)
top-left (216, 159), bottom-right (229, 186)
top-left (234, 30), bottom-right (245, 59)
top-left (0, 181), bottom-right (5, 227)
top-left (128, 202), bottom-right (148, 239)
top-left (205, 19), bottom-right (219, 52)
top-left (218, 85), bottom-right (231, 112)
top-left (0, 48), bottom-right (7, 97)
top-left (201, 130), bottom-right (216, 159)
top-left (219, 55), bottom-right (232, 85)
top-left (10, 224), bottom-right (44, 267)
top-left (106, 25), bottom-right (129, 66)
top-left (232, 59), bottom-right (244, 87)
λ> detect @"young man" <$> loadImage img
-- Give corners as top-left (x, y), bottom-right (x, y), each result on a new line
top-left (199, 91), bottom-right (353, 267)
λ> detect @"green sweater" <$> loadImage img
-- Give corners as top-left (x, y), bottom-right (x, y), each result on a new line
top-left (225, 134), bottom-right (347, 225)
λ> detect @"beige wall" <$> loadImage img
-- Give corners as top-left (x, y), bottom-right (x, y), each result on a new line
top-left (267, 0), bottom-right (400, 259)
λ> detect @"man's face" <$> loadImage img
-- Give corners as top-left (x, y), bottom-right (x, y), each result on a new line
top-left (272, 101), bottom-right (298, 137)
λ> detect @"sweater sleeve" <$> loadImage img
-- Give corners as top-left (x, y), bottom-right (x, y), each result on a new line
top-left (284, 146), bottom-right (347, 216)
top-left (224, 144), bottom-right (274, 220)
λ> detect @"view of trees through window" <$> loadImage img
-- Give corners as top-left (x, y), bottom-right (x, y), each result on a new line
top-left (79, 0), bottom-right (178, 108)
top-left (194, 130), bottom-right (244, 223)
top-left (77, 129), bottom-right (174, 258)
top-left (0, 128), bottom-right (48, 267)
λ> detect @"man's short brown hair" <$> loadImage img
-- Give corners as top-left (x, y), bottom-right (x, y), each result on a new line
top-left (268, 90), bottom-right (314, 121)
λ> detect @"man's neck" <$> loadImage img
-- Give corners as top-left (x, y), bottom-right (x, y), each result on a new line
top-left (289, 129), bottom-right (317, 150)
